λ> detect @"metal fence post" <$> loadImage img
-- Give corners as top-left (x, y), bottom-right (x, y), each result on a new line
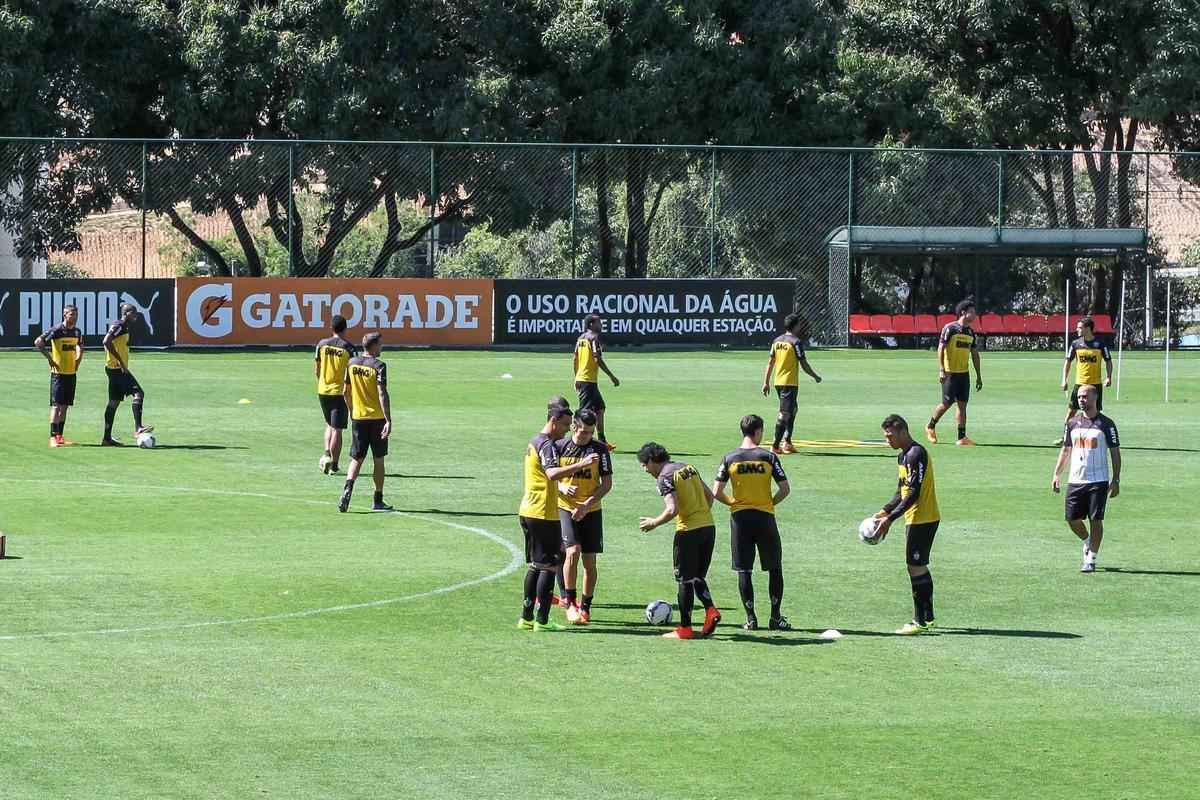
top-left (708, 148), bottom-right (716, 276)
top-left (570, 148), bottom-right (578, 279)
top-left (288, 143), bottom-right (295, 276)
top-left (429, 145), bottom-right (438, 277)
top-left (1144, 152), bottom-right (1151, 233)
top-left (140, 142), bottom-right (147, 279)
top-left (996, 153), bottom-right (1005, 239)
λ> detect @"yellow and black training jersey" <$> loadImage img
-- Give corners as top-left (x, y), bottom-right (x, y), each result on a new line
top-left (1068, 337), bottom-right (1111, 386)
top-left (104, 319), bottom-right (131, 370)
top-left (574, 330), bottom-right (602, 383)
top-left (939, 322), bottom-right (976, 373)
top-left (345, 355), bottom-right (388, 421)
top-left (41, 324), bottom-right (82, 375)
top-left (885, 443), bottom-right (940, 525)
top-left (656, 462), bottom-right (714, 532)
top-left (520, 432), bottom-right (561, 521)
top-left (769, 332), bottom-right (803, 387)
top-left (315, 335), bottom-right (357, 396)
top-left (556, 437), bottom-right (613, 514)
top-left (715, 447), bottom-right (789, 514)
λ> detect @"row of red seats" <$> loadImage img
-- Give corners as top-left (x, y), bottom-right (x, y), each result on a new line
top-left (850, 313), bottom-right (1114, 336)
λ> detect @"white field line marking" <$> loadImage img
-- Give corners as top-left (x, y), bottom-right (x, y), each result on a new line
top-left (0, 478), bottom-right (523, 641)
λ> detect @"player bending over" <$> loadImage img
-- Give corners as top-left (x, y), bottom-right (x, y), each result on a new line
top-left (638, 443), bottom-right (721, 640)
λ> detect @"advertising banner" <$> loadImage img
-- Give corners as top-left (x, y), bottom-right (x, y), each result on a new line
top-left (0, 279), bottom-right (174, 346)
top-left (493, 279), bottom-right (795, 345)
top-left (175, 278), bottom-right (494, 346)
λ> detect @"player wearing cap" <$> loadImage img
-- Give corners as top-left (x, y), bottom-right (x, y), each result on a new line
top-left (761, 313), bottom-right (821, 455)
top-left (556, 408), bottom-right (612, 624)
top-left (315, 315), bottom-right (357, 473)
top-left (100, 303), bottom-right (154, 446)
top-left (1051, 384), bottom-right (1120, 573)
top-left (925, 298), bottom-right (982, 446)
top-left (573, 314), bottom-right (620, 450)
top-left (1053, 317), bottom-right (1112, 446)
top-left (872, 414), bottom-right (941, 635)
top-left (712, 414), bottom-right (792, 631)
top-left (638, 443), bottom-right (722, 640)
top-left (338, 332), bottom-right (393, 513)
top-left (35, 305), bottom-right (84, 448)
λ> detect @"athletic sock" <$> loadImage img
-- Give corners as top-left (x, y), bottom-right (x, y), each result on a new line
top-left (737, 571), bottom-right (755, 616)
top-left (51, 422), bottom-right (63, 437)
top-left (103, 407), bottom-right (116, 439)
top-left (535, 569), bottom-right (556, 624)
top-left (580, 594), bottom-right (593, 613)
top-left (910, 572), bottom-right (934, 624)
top-left (957, 426), bottom-right (966, 440)
top-left (785, 414), bottom-right (797, 442)
top-left (372, 490), bottom-right (383, 504)
top-left (564, 588), bottom-right (577, 606)
top-left (928, 418), bottom-right (937, 430)
top-left (521, 567), bottom-right (538, 621)
top-left (773, 419), bottom-right (786, 448)
top-left (768, 568), bottom-right (784, 619)
top-left (343, 479), bottom-right (355, 497)
top-left (677, 582), bottom-right (695, 628)
top-left (555, 565), bottom-right (566, 594)
top-left (693, 578), bottom-right (714, 609)
top-left (131, 399), bottom-right (144, 430)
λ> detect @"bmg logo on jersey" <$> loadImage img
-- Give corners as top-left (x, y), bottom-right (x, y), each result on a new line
top-left (734, 462), bottom-right (767, 474)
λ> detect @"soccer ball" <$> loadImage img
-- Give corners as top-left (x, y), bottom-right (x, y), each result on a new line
top-left (645, 600), bottom-right (673, 625)
top-left (137, 432), bottom-right (156, 449)
top-left (858, 516), bottom-right (882, 545)
top-left (319, 455), bottom-right (331, 472)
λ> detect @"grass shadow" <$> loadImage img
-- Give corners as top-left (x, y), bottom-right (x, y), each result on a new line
top-left (1, 555), bottom-right (24, 560)
top-left (396, 508), bottom-right (517, 518)
top-left (1101, 567), bottom-right (1200, 577)
top-left (150, 444), bottom-right (249, 451)
top-left (613, 451), bottom-right (711, 457)
top-left (978, 442), bottom-right (1200, 454)
top-left (721, 633), bottom-right (833, 647)
top-left (385, 474), bottom-right (475, 480)
top-left (799, 452), bottom-right (894, 458)
top-left (798, 626), bottom-right (1081, 639)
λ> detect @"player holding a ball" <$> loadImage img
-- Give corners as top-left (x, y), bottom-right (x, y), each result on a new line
top-left (872, 414), bottom-right (940, 635)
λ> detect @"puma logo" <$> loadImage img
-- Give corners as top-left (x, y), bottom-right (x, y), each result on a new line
top-left (120, 291), bottom-right (161, 336)
top-left (0, 292), bottom-right (9, 336)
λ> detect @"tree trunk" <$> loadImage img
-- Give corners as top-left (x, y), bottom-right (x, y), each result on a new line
top-left (266, 183), bottom-right (309, 276)
top-left (1083, 122), bottom-right (1117, 228)
top-left (623, 151), bottom-right (648, 278)
top-left (221, 196), bottom-right (263, 277)
top-left (312, 182), bottom-right (388, 277)
top-left (596, 151), bottom-right (613, 278)
top-left (165, 206), bottom-right (231, 276)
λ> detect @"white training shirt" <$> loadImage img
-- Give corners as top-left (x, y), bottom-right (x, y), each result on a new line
top-left (1064, 413), bottom-right (1120, 485)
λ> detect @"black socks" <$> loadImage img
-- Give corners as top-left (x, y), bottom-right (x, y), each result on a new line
top-left (910, 572), bottom-right (934, 624)
top-left (521, 568), bottom-right (538, 621)
top-left (737, 571), bottom-right (755, 617)
top-left (677, 582), bottom-right (695, 628)
top-left (773, 419), bottom-right (787, 448)
top-left (103, 406), bottom-right (116, 438)
top-left (957, 426), bottom-right (966, 440)
top-left (535, 569), bottom-right (556, 624)
top-left (768, 568), bottom-right (784, 620)
top-left (132, 399), bottom-right (144, 430)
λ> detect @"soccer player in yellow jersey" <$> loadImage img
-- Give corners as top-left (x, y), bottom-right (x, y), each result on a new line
top-left (872, 414), bottom-right (941, 635)
top-left (556, 408), bottom-right (613, 624)
top-left (34, 305), bottom-right (84, 448)
top-left (314, 315), bottom-right (357, 474)
top-left (713, 414), bottom-right (792, 631)
top-left (338, 333), bottom-right (393, 513)
top-left (925, 298), bottom-right (982, 446)
top-left (573, 314), bottom-right (620, 449)
top-left (761, 313), bottom-right (822, 454)
top-left (100, 303), bottom-right (154, 446)
top-left (638, 443), bottom-right (722, 640)
top-left (518, 404), bottom-right (598, 632)
top-left (1053, 317), bottom-right (1113, 446)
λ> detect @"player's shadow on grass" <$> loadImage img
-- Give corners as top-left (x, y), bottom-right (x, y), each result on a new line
top-left (797, 627), bottom-right (1081, 639)
top-left (721, 633), bottom-right (833, 647)
top-left (977, 442), bottom-right (1200, 454)
top-left (386, 474), bottom-right (475, 480)
top-left (799, 451), bottom-right (893, 458)
top-left (1101, 567), bottom-right (1200, 577)
top-left (576, 621), bottom-right (673, 637)
top-left (77, 443), bottom-right (247, 450)
top-left (612, 451), bottom-right (711, 457)
top-left (393, 508), bottom-right (516, 518)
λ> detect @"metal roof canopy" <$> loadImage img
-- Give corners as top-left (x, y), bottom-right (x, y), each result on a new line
top-left (827, 226), bottom-right (1147, 257)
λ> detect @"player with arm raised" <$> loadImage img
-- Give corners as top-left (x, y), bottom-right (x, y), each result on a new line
top-left (573, 314), bottom-right (619, 450)
top-left (925, 298), bottom-right (982, 446)
top-left (34, 305), bottom-right (84, 448)
top-left (1051, 384), bottom-right (1120, 573)
top-left (872, 414), bottom-right (941, 635)
top-left (761, 313), bottom-right (821, 454)
top-left (1053, 317), bottom-right (1113, 446)
top-left (101, 303), bottom-right (154, 446)
top-left (338, 333), bottom-right (393, 513)
top-left (638, 443), bottom-right (721, 640)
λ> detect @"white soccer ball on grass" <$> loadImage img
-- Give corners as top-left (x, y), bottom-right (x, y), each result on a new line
top-left (137, 432), bottom-right (156, 449)
top-left (645, 600), bottom-right (673, 625)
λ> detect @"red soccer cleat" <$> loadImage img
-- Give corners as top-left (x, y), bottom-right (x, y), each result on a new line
top-left (781, 441), bottom-right (798, 454)
top-left (662, 627), bottom-right (695, 639)
top-left (701, 607), bottom-right (722, 637)
top-left (577, 608), bottom-right (590, 624)
top-left (771, 445), bottom-right (785, 455)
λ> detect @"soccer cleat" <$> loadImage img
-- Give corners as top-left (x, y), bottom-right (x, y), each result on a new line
top-left (925, 426), bottom-right (938, 444)
top-left (701, 607), bottom-right (722, 637)
top-left (781, 441), bottom-right (798, 454)
top-left (49, 436), bottom-right (60, 448)
top-left (337, 489), bottom-right (352, 513)
top-left (534, 620), bottom-right (566, 632)
top-left (57, 436), bottom-right (75, 446)
top-left (1052, 437), bottom-right (1065, 447)
top-left (896, 620), bottom-right (931, 635)
top-left (577, 608), bottom-right (590, 624)
top-left (329, 463), bottom-right (339, 474)
top-left (662, 627), bottom-right (695, 639)
top-left (768, 616), bottom-right (793, 631)
top-left (372, 500), bottom-right (394, 512)
top-left (770, 446), bottom-right (785, 456)
top-left (134, 426), bottom-right (155, 436)
top-left (516, 618), bottom-right (535, 631)
top-left (565, 604), bottom-right (582, 624)
top-left (100, 438), bottom-right (124, 447)
top-left (1081, 555), bottom-right (1096, 573)
top-left (742, 617), bottom-right (759, 631)
top-left (556, 594), bottom-right (571, 609)
top-left (955, 437), bottom-right (976, 446)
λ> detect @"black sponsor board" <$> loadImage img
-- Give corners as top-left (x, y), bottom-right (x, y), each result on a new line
top-left (494, 279), bottom-right (795, 345)
top-left (0, 280), bottom-right (175, 346)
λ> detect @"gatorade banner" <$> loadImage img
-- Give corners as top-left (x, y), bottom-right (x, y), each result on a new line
top-left (0, 279), bottom-right (174, 346)
top-left (175, 278), bottom-right (493, 346)
top-left (493, 279), bottom-right (796, 344)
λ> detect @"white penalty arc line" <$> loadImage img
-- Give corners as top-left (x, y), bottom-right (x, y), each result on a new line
top-left (0, 478), bottom-right (524, 641)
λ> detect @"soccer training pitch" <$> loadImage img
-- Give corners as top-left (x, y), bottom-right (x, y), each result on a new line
top-left (1, 348), bottom-right (1196, 800)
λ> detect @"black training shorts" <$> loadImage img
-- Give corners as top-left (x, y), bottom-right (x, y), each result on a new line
top-left (1065, 481), bottom-right (1109, 521)
top-left (1069, 384), bottom-right (1103, 412)
top-left (559, 508), bottom-right (604, 554)
top-left (350, 418), bottom-right (389, 460)
top-left (106, 367), bottom-right (143, 404)
top-left (521, 516), bottom-right (565, 567)
top-left (50, 373), bottom-right (77, 407)
top-left (905, 520), bottom-right (939, 567)
top-left (673, 525), bottom-right (716, 583)
top-left (730, 509), bottom-right (783, 572)
top-left (776, 385), bottom-right (798, 417)
top-left (319, 394), bottom-right (349, 429)
top-left (941, 372), bottom-right (970, 405)
top-left (575, 380), bottom-right (606, 412)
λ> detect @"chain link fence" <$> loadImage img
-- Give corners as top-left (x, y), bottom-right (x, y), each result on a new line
top-left (1, 138), bottom-right (1197, 344)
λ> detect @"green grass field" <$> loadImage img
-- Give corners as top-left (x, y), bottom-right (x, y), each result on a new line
top-left (1, 347), bottom-right (1197, 799)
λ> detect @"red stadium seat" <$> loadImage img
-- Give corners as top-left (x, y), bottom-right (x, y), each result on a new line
top-left (891, 315), bottom-right (917, 334)
top-left (1001, 315), bottom-right (1028, 334)
top-left (849, 313), bottom-right (873, 334)
top-left (1026, 314), bottom-right (1053, 334)
top-left (914, 314), bottom-right (939, 334)
top-left (936, 313), bottom-right (957, 330)
top-left (1092, 314), bottom-right (1114, 334)
top-left (869, 314), bottom-right (895, 334)
top-left (977, 313), bottom-right (1003, 334)
top-left (1047, 314), bottom-right (1069, 336)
